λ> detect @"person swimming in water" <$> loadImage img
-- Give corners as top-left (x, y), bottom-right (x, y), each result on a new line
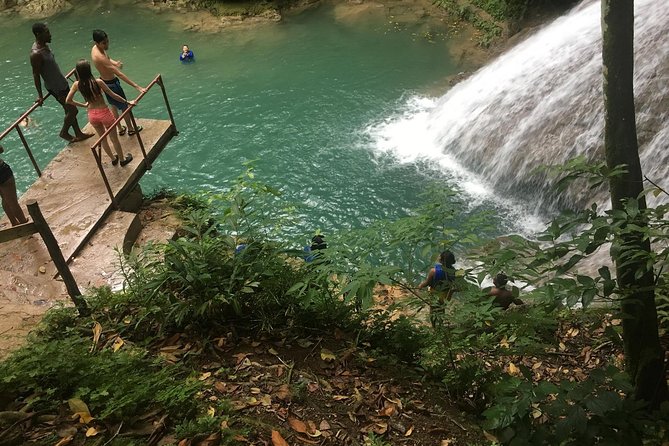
top-left (180, 45), bottom-right (194, 63)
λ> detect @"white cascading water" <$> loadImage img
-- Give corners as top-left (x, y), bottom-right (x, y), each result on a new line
top-left (368, 0), bottom-right (668, 219)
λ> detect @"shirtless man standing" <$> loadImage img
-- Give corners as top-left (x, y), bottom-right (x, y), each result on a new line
top-left (91, 29), bottom-right (145, 136)
top-left (30, 23), bottom-right (93, 143)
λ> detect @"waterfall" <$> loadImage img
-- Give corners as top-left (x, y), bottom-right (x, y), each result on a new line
top-left (368, 0), bottom-right (669, 213)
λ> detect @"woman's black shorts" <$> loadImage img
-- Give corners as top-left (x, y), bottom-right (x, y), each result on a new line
top-left (0, 161), bottom-right (14, 185)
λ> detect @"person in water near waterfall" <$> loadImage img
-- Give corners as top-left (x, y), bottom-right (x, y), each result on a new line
top-left (30, 23), bottom-right (94, 144)
top-left (488, 273), bottom-right (524, 310)
top-left (66, 60), bottom-right (136, 167)
top-left (180, 45), bottom-right (194, 63)
top-left (91, 29), bottom-right (146, 137)
top-left (0, 145), bottom-right (28, 226)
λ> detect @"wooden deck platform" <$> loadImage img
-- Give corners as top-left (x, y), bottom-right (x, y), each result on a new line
top-left (0, 118), bottom-right (175, 279)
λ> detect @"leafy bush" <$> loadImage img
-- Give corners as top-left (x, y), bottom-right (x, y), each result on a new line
top-left (0, 336), bottom-right (201, 421)
top-left (483, 366), bottom-right (669, 445)
top-left (363, 312), bottom-right (430, 363)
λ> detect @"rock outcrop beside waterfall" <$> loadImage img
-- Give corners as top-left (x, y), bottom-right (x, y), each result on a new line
top-left (0, 0), bottom-right (71, 18)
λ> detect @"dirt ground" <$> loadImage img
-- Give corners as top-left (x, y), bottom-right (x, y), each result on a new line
top-left (0, 200), bottom-right (181, 360)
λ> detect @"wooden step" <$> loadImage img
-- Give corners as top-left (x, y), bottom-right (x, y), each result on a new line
top-left (69, 210), bottom-right (142, 292)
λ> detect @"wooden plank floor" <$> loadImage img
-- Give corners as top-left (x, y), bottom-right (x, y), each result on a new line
top-left (0, 118), bottom-right (175, 278)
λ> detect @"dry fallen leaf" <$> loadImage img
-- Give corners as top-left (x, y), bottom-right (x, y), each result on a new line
top-left (405, 425), bottom-right (414, 437)
top-left (288, 417), bottom-right (308, 434)
top-left (112, 337), bottom-right (124, 352)
top-left (508, 362), bottom-right (520, 376)
top-left (483, 430), bottom-right (499, 442)
top-left (371, 422), bottom-right (388, 435)
top-left (214, 382), bottom-right (227, 394)
top-left (320, 348), bottom-right (336, 362)
top-left (68, 398), bottom-right (94, 424)
top-left (85, 427), bottom-right (99, 437)
top-left (271, 430), bottom-right (289, 446)
top-left (54, 435), bottom-right (74, 446)
top-left (91, 321), bottom-right (102, 352)
top-left (275, 384), bottom-right (291, 400)
top-left (441, 439), bottom-right (455, 446)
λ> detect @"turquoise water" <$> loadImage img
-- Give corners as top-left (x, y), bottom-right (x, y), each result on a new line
top-left (1, 3), bottom-right (477, 238)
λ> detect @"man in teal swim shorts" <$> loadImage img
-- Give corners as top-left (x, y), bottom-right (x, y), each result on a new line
top-left (91, 29), bottom-right (146, 136)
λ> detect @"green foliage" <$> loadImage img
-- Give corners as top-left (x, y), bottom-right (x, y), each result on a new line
top-left (103, 166), bottom-right (312, 335)
top-left (192, 0), bottom-right (283, 17)
top-left (471, 0), bottom-right (529, 20)
top-left (0, 336), bottom-right (201, 421)
top-left (434, 0), bottom-right (504, 46)
top-left (364, 432), bottom-right (392, 446)
top-left (173, 413), bottom-right (239, 443)
top-left (483, 367), bottom-right (669, 445)
top-left (364, 312), bottom-right (430, 363)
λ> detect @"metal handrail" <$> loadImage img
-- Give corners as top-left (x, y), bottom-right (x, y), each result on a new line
top-left (89, 73), bottom-right (176, 208)
top-left (0, 68), bottom-right (78, 178)
top-left (0, 70), bottom-right (176, 209)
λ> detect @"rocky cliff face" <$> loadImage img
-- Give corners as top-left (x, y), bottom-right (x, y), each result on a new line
top-left (0, 0), bottom-right (72, 18)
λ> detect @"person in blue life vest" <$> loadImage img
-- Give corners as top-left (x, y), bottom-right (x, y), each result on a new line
top-left (418, 250), bottom-right (457, 326)
top-left (304, 234), bottom-right (327, 263)
top-left (180, 45), bottom-right (194, 63)
top-left (418, 250), bottom-right (456, 296)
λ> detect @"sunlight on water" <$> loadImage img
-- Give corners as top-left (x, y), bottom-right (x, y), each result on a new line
top-left (0, 2), bottom-right (546, 240)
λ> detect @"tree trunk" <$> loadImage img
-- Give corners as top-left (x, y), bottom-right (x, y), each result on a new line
top-left (601, 0), bottom-right (667, 405)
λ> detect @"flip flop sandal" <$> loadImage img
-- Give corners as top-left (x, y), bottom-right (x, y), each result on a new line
top-left (128, 126), bottom-right (143, 136)
top-left (120, 153), bottom-right (133, 167)
top-left (118, 125), bottom-right (127, 136)
top-left (111, 155), bottom-right (119, 166)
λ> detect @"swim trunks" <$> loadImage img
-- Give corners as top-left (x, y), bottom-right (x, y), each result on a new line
top-left (47, 88), bottom-right (74, 109)
top-left (0, 160), bottom-right (14, 185)
top-left (88, 107), bottom-right (116, 127)
top-left (102, 77), bottom-right (128, 111)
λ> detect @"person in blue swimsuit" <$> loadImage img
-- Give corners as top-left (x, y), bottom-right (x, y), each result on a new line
top-left (418, 250), bottom-right (456, 293)
top-left (304, 234), bottom-right (327, 263)
top-left (418, 250), bottom-right (456, 326)
top-left (180, 45), bottom-right (194, 63)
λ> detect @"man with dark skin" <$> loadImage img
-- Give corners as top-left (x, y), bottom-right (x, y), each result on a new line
top-left (30, 23), bottom-right (93, 143)
top-left (489, 273), bottom-right (524, 310)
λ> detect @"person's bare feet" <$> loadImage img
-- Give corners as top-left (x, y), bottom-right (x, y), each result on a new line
top-left (59, 132), bottom-right (75, 142)
top-left (71, 132), bottom-right (95, 142)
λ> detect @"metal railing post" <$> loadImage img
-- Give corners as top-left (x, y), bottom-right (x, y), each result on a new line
top-left (15, 126), bottom-right (42, 177)
top-left (128, 111), bottom-right (150, 169)
top-left (157, 75), bottom-right (178, 134)
top-left (90, 146), bottom-right (118, 209)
